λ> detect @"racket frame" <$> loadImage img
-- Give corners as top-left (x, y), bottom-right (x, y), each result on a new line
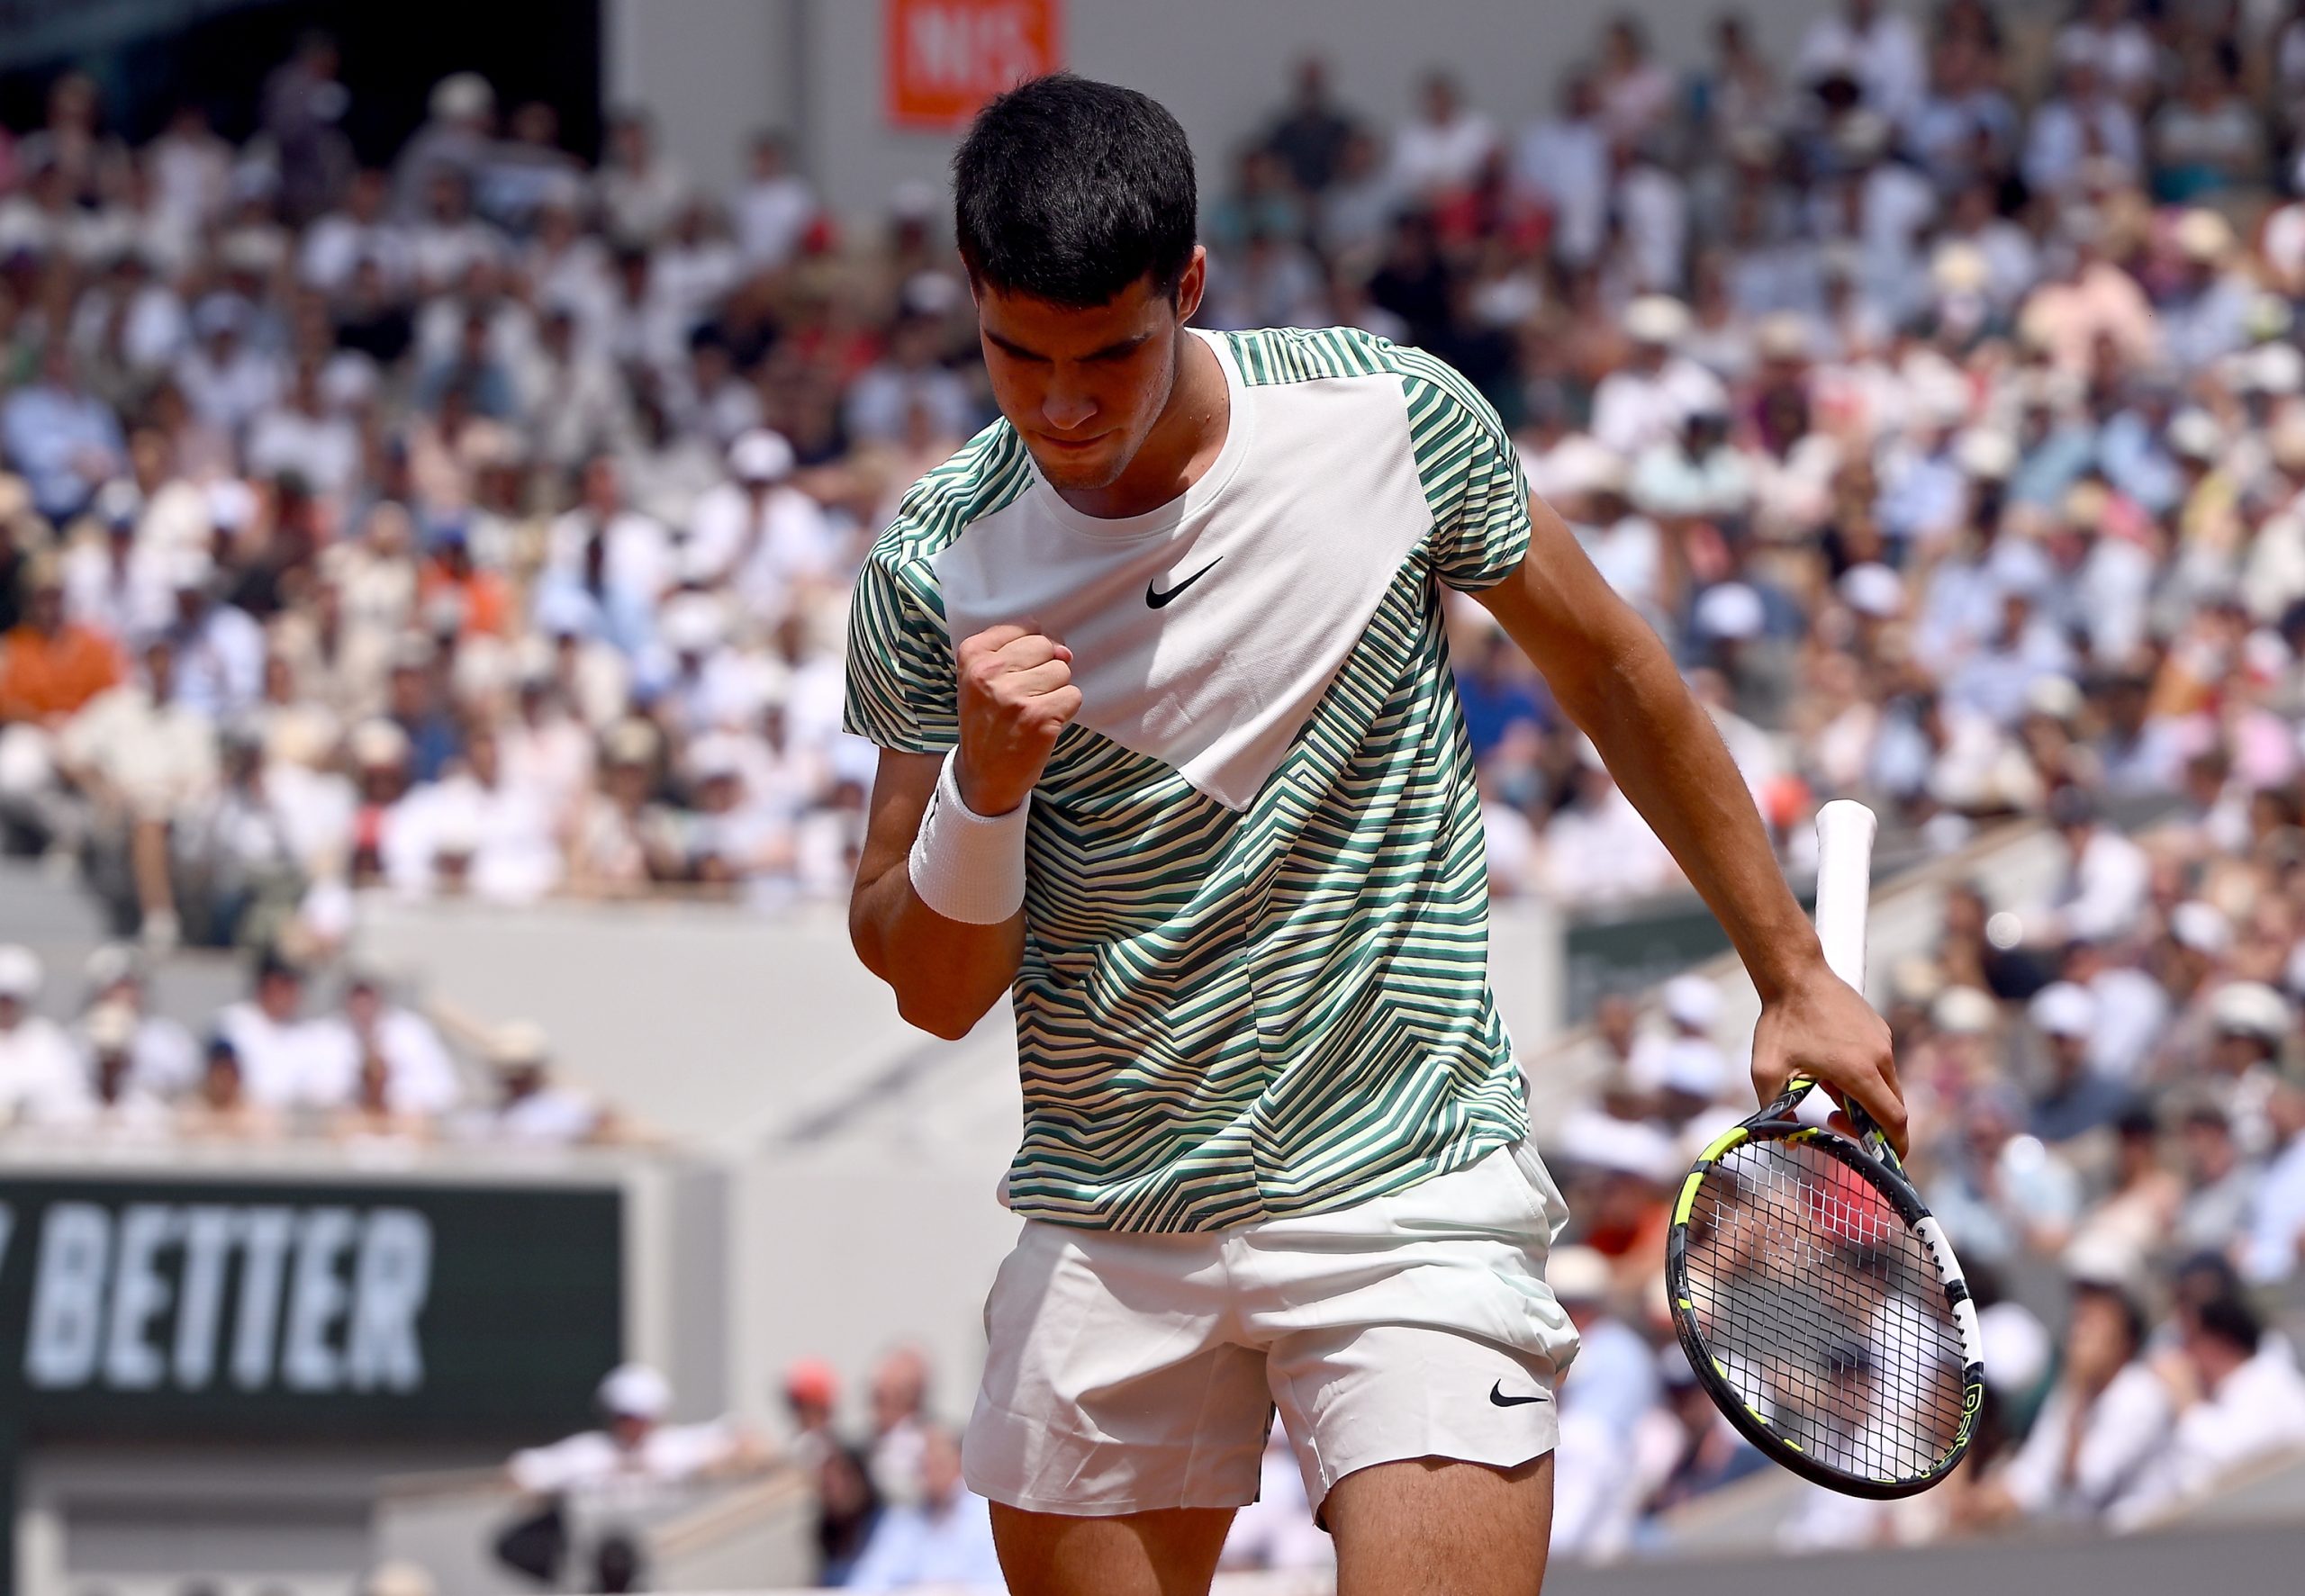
top-left (1663, 1090), bottom-right (1989, 1500)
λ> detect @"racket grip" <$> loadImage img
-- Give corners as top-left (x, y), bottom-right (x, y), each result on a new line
top-left (1812, 800), bottom-right (1878, 999)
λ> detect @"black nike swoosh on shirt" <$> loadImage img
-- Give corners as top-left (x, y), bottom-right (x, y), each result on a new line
top-left (1489, 1381), bottom-right (1549, 1408)
top-left (1145, 557), bottom-right (1222, 609)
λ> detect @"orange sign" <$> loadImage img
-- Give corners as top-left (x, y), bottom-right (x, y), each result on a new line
top-left (886, 0), bottom-right (1062, 129)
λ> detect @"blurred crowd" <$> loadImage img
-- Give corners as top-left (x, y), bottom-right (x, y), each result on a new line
top-left (0, 37), bottom-right (916, 957)
top-left (0, 938), bottom-right (614, 1145)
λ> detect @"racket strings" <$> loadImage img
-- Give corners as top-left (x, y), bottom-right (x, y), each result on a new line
top-left (1681, 1137), bottom-right (1969, 1483)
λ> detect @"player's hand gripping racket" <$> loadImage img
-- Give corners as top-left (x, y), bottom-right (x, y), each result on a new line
top-left (1664, 800), bottom-right (1986, 1498)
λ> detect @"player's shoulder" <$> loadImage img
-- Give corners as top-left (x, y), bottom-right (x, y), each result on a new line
top-left (1217, 323), bottom-right (1408, 386)
top-left (864, 419), bottom-right (1036, 576)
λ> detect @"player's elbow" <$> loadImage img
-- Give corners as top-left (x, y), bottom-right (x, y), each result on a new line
top-left (894, 987), bottom-right (988, 1041)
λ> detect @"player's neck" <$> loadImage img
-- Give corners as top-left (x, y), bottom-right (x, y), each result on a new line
top-left (1053, 330), bottom-right (1229, 521)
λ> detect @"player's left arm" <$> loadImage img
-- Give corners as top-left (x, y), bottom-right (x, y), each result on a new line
top-left (1469, 496), bottom-right (1907, 1150)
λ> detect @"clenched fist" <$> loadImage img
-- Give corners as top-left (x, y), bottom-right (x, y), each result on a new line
top-left (954, 624), bottom-right (1082, 816)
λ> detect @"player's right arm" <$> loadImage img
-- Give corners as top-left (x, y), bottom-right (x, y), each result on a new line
top-left (848, 625), bottom-right (1080, 1040)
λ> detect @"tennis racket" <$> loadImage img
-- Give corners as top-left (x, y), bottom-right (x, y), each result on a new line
top-left (1663, 799), bottom-right (1986, 1499)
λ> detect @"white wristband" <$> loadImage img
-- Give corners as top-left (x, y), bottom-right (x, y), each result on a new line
top-left (908, 751), bottom-right (1030, 924)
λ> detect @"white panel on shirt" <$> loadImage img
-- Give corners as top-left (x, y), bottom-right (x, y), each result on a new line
top-left (934, 331), bottom-right (1432, 812)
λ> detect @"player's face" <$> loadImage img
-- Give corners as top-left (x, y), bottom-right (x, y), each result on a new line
top-left (973, 252), bottom-right (1206, 492)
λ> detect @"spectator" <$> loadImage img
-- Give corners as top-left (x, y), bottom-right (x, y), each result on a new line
top-left (814, 1445), bottom-right (882, 1587)
top-left (1548, 1243), bottom-right (1659, 1560)
top-left (865, 1347), bottom-right (933, 1511)
top-left (78, 942), bottom-right (197, 1096)
top-left (2026, 981), bottom-right (2130, 1142)
top-left (843, 1426), bottom-right (1002, 1592)
top-left (0, 945), bottom-right (86, 1125)
top-left (322, 969), bottom-right (461, 1118)
top-left (176, 1032), bottom-right (280, 1140)
top-left (2111, 1292), bottom-right (2305, 1527)
top-left (1633, 1343), bottom-right (1767, 1526)
top-left (1389, 70), bottom-right (1496, 201)
top-left (3, 342), bottom-right (126, 524)
top-left (2241, 1069), bottom-right (2305, 1286)
top-left (508, 1362), bottom-right (756, 1518)
top-left (213, 952), bottom-right (355, 1111)
top-left (461, 1020), bottom-right (601, 1144)
top-left (733, 131), bottom-right (817, 273)
top-left (59, 999), bottom-right (172, 1137)
top-left (0, 558), bottom-right (123, 845)
top-left (781, 1358), bottom-right (843, 1475)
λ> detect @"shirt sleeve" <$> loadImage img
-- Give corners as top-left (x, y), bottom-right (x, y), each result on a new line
top-left (843, 546), bottom-right (959, 754)
top-left (1400, 355), bottom-right (1534, 593)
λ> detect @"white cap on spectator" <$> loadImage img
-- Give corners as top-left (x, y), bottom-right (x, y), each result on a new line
top-left (165, 546), bottom-right (214, 591)
top-left (1577, 448), bottom-right (1630, 498)
top-left (1979, 1300), bottom-right (2053, 1398)
top-left (728, 428), bottom-right (796, 483)
top-left (0, 944), bottom-right (42, 1000)
top-left (661, 593), bottom-right (727, 655)
top-left (350, 718), bottom-right (411, 770)
top-left (2175, 208), bottom-right (2234, 263)
top-left (2210, 981), bottom-right (2289, 1041)
top-left (596, 1362), bottom-right (671, 1420)
top-left (1661, 973), bottom-right (1721, 1031)
top-left (430, 72), bottom-right (494, 122)
top-left (1956, 428), bottom-right (2017, 481)
top-left (208, 478), bottom-right (257, 532)
top-left (2063, 1233), bottom-right (2146, 1295)
top-left (1651, 1036), bottom-right (1730, 1100)
top-left (2025, 674), bottom-right (2084, 722)
top-left (2170, 901), bottom-right (2232, 956)
top-left (219, 228), bottom-right (285, 274)
top-left (512, 636), bottom-right (556, 685)
top-left (2168, 409), bottom-right (2221, 462)
top-left (1838, 563), bottom-right (1904, 618)
top-left (1563, 1110), bottom-right (1679, 1185)
top-left (1930, 240), bottom-right (1989, 295)
top-left (1931, 985), bottom-right (1998, 1036)
top-left (901, 270), bottom-right (965, 318)
top-left (1547, 1245), bottom-right (1613, 1303)
top-left (84, 1001), bottom-right (138, 1053)
top-left (2028, 981), bottom-right (2096, 1039)
top-left (2244, 342), bottom-right (2305, 397)
top-left (487, 1021), bottom-right (552, 1070)
top-left (321, 352), bottom-right (378, 410)
top-left (1755, 312), bottom-right (1810, 363)
top-left (1694, 582), bottom-right (1766, 642)
top-left (602, 718), bottom-right (661, 769)
top-left (1623, 294), bottom-right (1689, 346)
top-left (687, 733), bottom-right (746, 784)
top-left (85, 942), bottom-right (139, 991)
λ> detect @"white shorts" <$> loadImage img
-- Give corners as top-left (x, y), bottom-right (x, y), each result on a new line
top-left (963, 1137), bottom-right (1579, 1519)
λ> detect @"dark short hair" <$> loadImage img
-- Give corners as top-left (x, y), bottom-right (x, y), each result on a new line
top-left (953, 73), bottom-right (1198, 308)
top-left (2189, 1292), bottom-right (2263, 1357)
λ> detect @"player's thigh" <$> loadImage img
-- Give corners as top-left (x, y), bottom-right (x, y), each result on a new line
top-left (990, 1502), bottom-right (1236, 1596)
top-left (1324, 1451), bottom-right (1554, 1596)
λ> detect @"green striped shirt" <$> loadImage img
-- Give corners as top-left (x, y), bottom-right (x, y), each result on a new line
top-left (845, 326), bottom-right (1534, 1232)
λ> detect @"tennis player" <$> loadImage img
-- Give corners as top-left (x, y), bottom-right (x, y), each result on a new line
top-left (845, 74), bottom-right (1906, 1596)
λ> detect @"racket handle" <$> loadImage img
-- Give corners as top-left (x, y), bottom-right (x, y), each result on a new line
top-left (1812, 800), bottom-right (1878, 999)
